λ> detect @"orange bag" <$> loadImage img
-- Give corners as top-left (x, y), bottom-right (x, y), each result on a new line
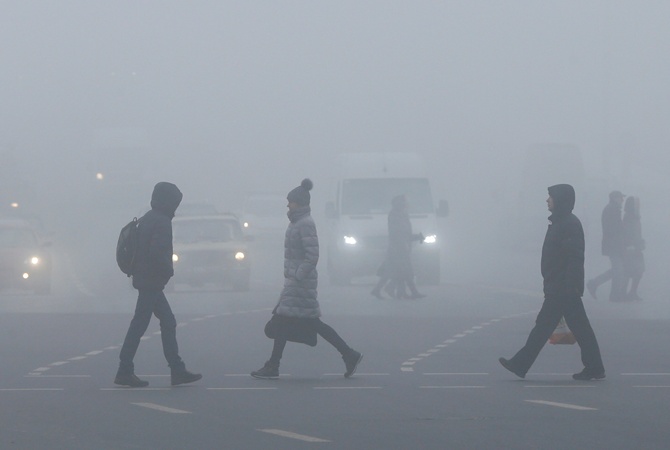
top-left (549, 317), bottom-right (576, 345)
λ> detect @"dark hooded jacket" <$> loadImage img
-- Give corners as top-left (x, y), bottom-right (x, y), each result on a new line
top-left (541, 184), bottom-right (585, 298)
top-left (132, 182), bottom-right (183, 290)
top-left (601, 199), bottom-right (624, 256)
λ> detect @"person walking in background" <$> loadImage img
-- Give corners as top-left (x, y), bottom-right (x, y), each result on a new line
top-left (371, 194), bottom-right (425, 299)
top-left (587, 190), bottom-right (626, 302)
top-left (499, 184), bottom-right (605, 381)
top-left (114, 182), bottom-right (202, 388)
top-left (622, 196), bottom-right (645, 301)
top-left (251, 179), bottom-right (363, 379)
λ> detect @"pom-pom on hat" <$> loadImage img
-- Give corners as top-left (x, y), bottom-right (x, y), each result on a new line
top-left (287, 178), bottom-right (313, 206)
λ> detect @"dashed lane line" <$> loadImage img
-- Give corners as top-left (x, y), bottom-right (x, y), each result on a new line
top-left (313, 386), bottom-right (382, 390)
top-left (525, 400), bottom-right (597, 411)
top-left (420, 386), bottom-right (486, 389)
top-left (0, 388), bottom-right (64, 391)
top-left (132, 402), bottom-right (192, 414)
top-left (258, 429), bottom-right (331, 443)
top-left (399, 310), bottom-right (536, 372)
top-left (27, 307), bottom-right (272, 376)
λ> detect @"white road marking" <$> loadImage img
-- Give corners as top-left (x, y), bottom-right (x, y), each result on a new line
top-left (68, 356), bottom-right (86, 361)
top-left (85, 351), bottom-right (103, 356)
top-left (464, 330), bottom-right (475, 334)
top-left (633, 385), bottom-right (670, 388)
top-left (49, 361), bottom-right (69, 366)
top-left (102, 388), bottom-right (171, 391)
top-left (420, 386), bottom-right (486, 389)
top-left (423, 373), bottom-right (489, 376)
top-left (25, 375), bottom-right (90, 378)
top-left (402, 362), bottom-right (416, 366)
top-left (258, 429), bottom-right (330, 443)
top-left (525, 400), bottom-right (597, 411)
top-left (453, 334), bottom-right (466, 338)
top-left (524, 385), bottom-right (596, 388)
top-left (313, 387), bottom-right (382, 390)
top-left (418, 353), bottom-right (431, 357)
top-left (207, 387), bottom-right (277, 390)
top-left (623, 373), bottom-right (670, 376)
top-left (33, 367), bottom-right (50, 372)
top-left (104, 346), bottom-right (120, 350)
top-left (426, 349), bottom-right (440, 353)
top-left (0, 388), bottom-right (64, 391)
top-left (323, 373), bottom-right (389, 376)
top-left (132, 402), bottom-right (191, 414)
top-left (401, 367), bottom-right (414, 372)
top-left (443, 339), bottom-right (457, 344)
top-left (435, 344), bottom-right (448, 348)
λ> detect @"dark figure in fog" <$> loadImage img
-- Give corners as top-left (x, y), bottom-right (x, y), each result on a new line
top-left (114, 182), bottom-right (202, 388)
top-left (371, 195), bottom-right (425, 299)
top-left (622, 196), bottom-right (645, 301)
top-left (587, 190), bottom-right (626, 301)
top-left (251, 179), bottom-right (363, 379)
top-left (499, 184), bottom-right (605, 381)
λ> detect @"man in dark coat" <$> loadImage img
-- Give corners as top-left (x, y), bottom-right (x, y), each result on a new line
top-left (251, 179), bottom-right (363, 379)
top-left (587, 190), bottom-right (626, 301)
top-left (499, 184), bottom-right (605, 381)
top-left (114, 182), bottom-right (202, 388)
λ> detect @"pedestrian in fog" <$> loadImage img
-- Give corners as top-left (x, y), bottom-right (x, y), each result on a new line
top-left (114, 182), bottom-right (202, 388)
top-left (251, 179), bottom-right (363, 379)
top-left (622, 196), bottom-right (645, 301)
top-left (371, 194), bottom-right (425, 299)
top-left (587, 190), bottom-right (626, 301)
top-left (499, 184), bottom-right (605, 381)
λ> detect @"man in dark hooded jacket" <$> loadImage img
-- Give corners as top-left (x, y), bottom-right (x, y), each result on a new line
top-left (114, 182), bottom-right (202, 388)
top-left (499, 184), bottom-right (605, 381)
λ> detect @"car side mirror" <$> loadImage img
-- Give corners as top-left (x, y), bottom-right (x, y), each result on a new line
top-left (436, 200), bottom-right (449, 218)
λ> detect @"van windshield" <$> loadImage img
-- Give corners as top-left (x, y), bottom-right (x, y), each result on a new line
top-left (341, 178), bottom-right (434, 214)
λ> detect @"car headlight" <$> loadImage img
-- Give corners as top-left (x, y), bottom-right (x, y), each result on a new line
top-left (235, 252), bottom-right (245, 261)
top-left (30, 256), bottom-right (40, 265)
top-left (243, 222), bottom-right (250, 228)
top-left (343, 235), bottom-right (357, 245)
top-left (172, 254), bottom-right (179, 262)
top-left (423, 234), bottom-right (437, 244)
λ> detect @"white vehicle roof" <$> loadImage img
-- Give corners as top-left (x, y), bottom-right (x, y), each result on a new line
top-left (337, 152), bottom-right (427, 179)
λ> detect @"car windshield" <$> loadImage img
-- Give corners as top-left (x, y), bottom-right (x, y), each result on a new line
top-left (173, 219), bottom-right (242, 244)
top-left (341, 178), bottom-right (434, 214)
top-left (0, 227), bottom-right (38, 248)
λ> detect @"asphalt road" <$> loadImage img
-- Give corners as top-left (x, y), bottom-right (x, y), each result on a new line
top-left (2, 239), bottom-right (670, 449)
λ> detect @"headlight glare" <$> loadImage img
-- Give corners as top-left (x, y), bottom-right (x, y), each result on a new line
top-left (343, 235), bottom-right (357, 245)
top-left (423, 234), bottom-right (437, 244)
top-left (235, 252), bottom-right (245, 260)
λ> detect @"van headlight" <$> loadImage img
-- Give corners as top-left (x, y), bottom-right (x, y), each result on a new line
top-left (172, 254), bottom-right (179, 262)
top-left (423, 234), bottom-right (437, 244)
top-left (235, 252), bottom-right (245, 261)
top-left (30, 256), bottom-right (41, 265)
top-left (343, 235), bottom-right (357, 245)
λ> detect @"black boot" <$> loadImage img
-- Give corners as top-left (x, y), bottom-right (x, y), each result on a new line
top-left (114, 372), bottom-right (149, 388)
top-left (171, 369), bottom-right (202, 386)
top-left (251, 361), bottom-right (280, 379)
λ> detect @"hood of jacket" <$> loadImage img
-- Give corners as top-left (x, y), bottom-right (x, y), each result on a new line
top-left (548, 184), bottom-right (575, 219)
top-left (150, 182), bottom-right (183, 218)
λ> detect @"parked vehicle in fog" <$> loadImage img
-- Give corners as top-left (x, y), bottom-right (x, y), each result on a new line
top-left (325, 153), bottom-right (448, 285)
top-left (0, 219), bottom-right (52, 294)
top-left (170, 214), bottom-right (251, 291)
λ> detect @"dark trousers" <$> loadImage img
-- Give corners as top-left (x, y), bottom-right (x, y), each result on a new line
top-left (591, 255), bottom-right (626, 301)
top-left (509, 294), bottom-right (604, 376)
top-left (269, 319), bottom-right (351, 364)
top-left (118, 289), bottom-right (185, 374)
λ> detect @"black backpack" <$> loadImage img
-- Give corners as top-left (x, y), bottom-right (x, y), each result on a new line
top-left (116, 217), bottom-right (140, 277)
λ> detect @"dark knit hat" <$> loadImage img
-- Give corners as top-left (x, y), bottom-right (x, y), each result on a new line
top-left (287, 178), bottom-right (313, 206)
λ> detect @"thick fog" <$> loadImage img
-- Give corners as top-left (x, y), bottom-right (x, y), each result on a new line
top-left (2, 2), bottom-right (669, 311)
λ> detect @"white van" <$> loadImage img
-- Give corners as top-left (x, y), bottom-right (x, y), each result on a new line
top-left (324, 153), bottom-right (448, 285)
